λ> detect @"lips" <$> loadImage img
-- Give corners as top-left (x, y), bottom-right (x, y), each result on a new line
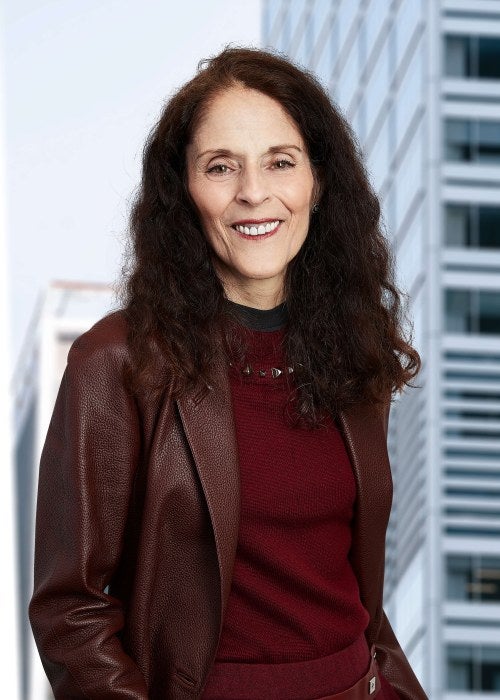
top-left (231, 219), bottom-right (282, 236)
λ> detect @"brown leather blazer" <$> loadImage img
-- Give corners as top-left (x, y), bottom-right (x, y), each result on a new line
top-left (29, 311), bottom-right (427, 699)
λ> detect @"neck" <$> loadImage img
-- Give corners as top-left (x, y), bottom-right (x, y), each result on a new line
top-left (221, 279), bottom-right (285, 310)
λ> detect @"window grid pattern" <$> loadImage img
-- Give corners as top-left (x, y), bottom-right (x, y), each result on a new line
top-left (442, 349), bottom-right (500, 538)
top-left (447, 643), bottom-right (500, 691)
top-left (445, 289), bottom-right (500, 335)
top-left (445, 35), bottom-right (500, 80)
top-left (446, 553), bottom-right (500, 602)
top-left (445, 203), bottom-right (500, 249)
top-left (445, 118), bottom-right (500, 164)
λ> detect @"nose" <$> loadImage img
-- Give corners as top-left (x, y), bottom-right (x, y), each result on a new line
top-left (235, 165), bottom-right (270, 206)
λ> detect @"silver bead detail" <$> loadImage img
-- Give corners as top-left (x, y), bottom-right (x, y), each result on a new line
top-left (238, 363), bottom-right (294, 377)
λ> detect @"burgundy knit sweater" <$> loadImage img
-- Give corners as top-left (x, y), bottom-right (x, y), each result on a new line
top-left (201, 302), bottom-right (399, 699)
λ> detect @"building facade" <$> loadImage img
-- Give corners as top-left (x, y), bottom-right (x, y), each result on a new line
top-left (1, 17), bottom-right (21, 696)
top-left (13, 281), bottom-right (115, 700)
top-left (263, 0), bottom-right (500, 696)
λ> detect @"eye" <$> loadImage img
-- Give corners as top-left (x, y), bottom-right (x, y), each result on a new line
top-left (273, 159), bottom-right (295, 169)
top-left (207, 162), bottom-right (232, 175)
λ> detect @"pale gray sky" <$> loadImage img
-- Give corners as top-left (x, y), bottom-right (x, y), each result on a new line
top-left (4, 0), bottom-right (262, 366)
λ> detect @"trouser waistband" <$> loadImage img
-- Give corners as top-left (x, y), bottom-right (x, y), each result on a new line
top-left (316, 645), bottom-right (380, 699)
top-left (201, 634), bottom-right (372, 699)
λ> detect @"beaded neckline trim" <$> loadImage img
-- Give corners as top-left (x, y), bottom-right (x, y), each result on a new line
top-left (229, 362), bottom-right (294, 379)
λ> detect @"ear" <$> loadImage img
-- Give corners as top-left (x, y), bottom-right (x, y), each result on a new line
top-left (311, 169), bottom-right (323, 206)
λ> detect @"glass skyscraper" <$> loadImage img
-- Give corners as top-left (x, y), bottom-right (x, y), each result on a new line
top-left (263, 1), bottom-right (500, 696)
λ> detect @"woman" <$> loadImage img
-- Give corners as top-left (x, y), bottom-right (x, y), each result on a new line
top-left (29, 47), bottom-right (428, 699)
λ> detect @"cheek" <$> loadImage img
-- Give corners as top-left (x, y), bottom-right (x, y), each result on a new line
top-left (290, 192), bottom-right (314, 222)
top-left (285, 176), bottom-right (315, 215)
top-left (190, 184), bottom-right (230, 227)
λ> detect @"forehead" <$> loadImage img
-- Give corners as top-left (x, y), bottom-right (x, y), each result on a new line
top-left (190, 86), bottom-right (305, 149)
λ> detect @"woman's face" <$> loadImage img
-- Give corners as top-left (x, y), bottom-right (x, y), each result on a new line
top-left (186, 85), bottom-right (317, 308)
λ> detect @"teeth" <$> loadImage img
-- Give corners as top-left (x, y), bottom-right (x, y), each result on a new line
top-left (234, 220), bottom-right (280, 236)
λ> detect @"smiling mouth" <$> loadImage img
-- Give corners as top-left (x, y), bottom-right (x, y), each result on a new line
top-left (231, 219), bottom-right (282, 236)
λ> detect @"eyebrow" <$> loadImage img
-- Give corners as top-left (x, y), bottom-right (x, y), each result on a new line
top-left (195, 144), bottom-right (304, 162)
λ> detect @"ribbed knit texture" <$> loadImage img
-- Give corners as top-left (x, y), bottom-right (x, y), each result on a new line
top-left (213, 324), bottom-right (370, 665)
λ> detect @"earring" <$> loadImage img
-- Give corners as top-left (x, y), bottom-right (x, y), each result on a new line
top-left (312, 203), bottom-right (319, 214)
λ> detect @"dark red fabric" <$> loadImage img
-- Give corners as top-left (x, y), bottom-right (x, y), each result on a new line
top-left (202, 633), bottom-right (372, 699)
top-left (202, 633), bottom-right (400, 699)
top-left (214, 326), bottom-right (369, 663)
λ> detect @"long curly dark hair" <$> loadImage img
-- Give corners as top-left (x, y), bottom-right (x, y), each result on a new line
top-left (118, 46), bottom-right (421, 426)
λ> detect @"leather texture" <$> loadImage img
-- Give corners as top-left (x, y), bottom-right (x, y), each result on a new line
top-left (29, 310), bottom-right (428, 699)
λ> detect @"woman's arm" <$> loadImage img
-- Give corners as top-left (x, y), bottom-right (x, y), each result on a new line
top-left (28, 326), bottom-right (149, 699)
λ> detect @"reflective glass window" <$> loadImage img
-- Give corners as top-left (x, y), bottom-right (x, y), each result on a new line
top-left (445, 119), bottom-right (500, 164)
top-left (478, 121), bottom-right (500, 163)
top-left (448, 645), bottom-right (500, 691)
top-left (447, 554), bottom-right (500, 602)
top-left (445, 204), bottom-right (469, 246)
top-left (445, 204), bottom-right (500, 248)
top-left (479, 37), bottom-right (500, 78)
top-left (445, 119), bottom-right (472, 161)
top-left (445, 35), bottom-right (500, 79)
top-left (445, 36), bottom-right (469, 77)
top-left (479, 292), bottom-right (500, 334)
top-left (445, 289), bottom-right (500, 335)
top-left (446, 289), bottom-right (471, 333)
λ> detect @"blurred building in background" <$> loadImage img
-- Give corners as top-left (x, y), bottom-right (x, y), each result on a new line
top-left (12, 281), bottom-right (115, 700)
top-left (264, 0), bottom-right (500, 696)
top-left (1, 16), bottom-right (21, 695)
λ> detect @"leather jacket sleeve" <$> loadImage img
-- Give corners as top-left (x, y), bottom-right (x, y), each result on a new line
top-left (375, 610), bottom-right (428, 699)
top-left (28, 331), bottom-right (149, 699)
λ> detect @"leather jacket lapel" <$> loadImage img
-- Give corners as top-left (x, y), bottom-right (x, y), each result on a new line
top-left (337, 401), bottom-right (393, 525)
top-left (176, 361), bottom-right (240, 631)
top-left (337, 402), bottom-right (393, 642)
